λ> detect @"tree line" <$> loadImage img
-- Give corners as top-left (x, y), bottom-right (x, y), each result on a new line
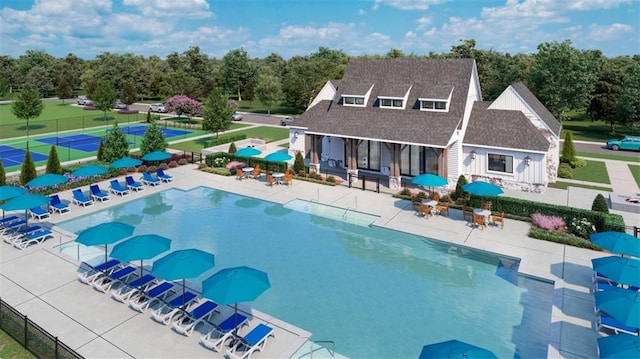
top-left (1, 39), bottom-right (638, 133)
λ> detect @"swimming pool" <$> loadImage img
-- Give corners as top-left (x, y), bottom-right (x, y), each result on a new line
top-left (57, 187), bottom-right (552, 358)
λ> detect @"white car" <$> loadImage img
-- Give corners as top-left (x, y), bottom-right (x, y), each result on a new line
top-left (232, 112), bottom-right (243, 121)
top-left (280, 116), bottom-right (295, 126)
top-left (149, 103), bottom-right (167, 113)
top-left (77, 96), bottom-right (88, 105)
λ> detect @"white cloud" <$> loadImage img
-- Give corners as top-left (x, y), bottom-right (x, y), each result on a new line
top-left (568, 0), bottom-right (633, 10)
top-left (416, 16), bottom-right (432, 30)
top-left (589, 23), bottom-right (634, 41)
top-left (373, 0), bottom-right (450, 11)
top-left (122, 0), bottom-right (213, 19)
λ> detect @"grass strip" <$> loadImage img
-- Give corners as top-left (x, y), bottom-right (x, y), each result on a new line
top-left (548, 181), bottom-right (612, 192)
top-left (629, 164), bottom-right (640, 188)
top-left (577, 151), bottom-right (640, 163)
top-left (571, 160), bottom-right (610, 184)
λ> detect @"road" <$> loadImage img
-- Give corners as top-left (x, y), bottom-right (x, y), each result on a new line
top-left (562, 139), bottom-right (640, 157)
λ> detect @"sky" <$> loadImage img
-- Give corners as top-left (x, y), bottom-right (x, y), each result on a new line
top-left (0, 0), bottom-right (638, 60)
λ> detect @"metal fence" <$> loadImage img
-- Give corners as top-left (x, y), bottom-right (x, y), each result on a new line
top-left (0, 298), bottom-right (83, 359)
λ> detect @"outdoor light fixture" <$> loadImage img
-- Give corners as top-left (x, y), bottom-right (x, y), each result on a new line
top-left (470, 150), bottom-right (477, 160)
top-left (525, 156), bottom-right (532, 166)
top-left (294, 131), bottom-right (300, 139)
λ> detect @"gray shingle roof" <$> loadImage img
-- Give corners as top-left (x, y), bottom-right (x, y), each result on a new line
top-left (378, 84), bottom-right (412, 98)
top-left (419, 85), bottom-right (454, 100)
top-left (464, 102), bottom-right (550, 152)
top-left (511, 82), bottom-right (562, 136)
top-left (339, 82), bottom-right (373, 96)
top-left (296, 58), bottom-right (475, 147)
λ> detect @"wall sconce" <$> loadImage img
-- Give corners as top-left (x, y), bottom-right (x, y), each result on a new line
top-left (294, 131), bottom-right (300, 139)
top-left (525, 156), bottom-right (532, 166)
top-left (470, 150), bottom-right (477, 160)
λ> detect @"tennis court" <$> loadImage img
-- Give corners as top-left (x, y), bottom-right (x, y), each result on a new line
top-left (0, 145), bottom-right (48, 167)
top-left (119, 125), bottom-right (192, 138)
top-left (37, 134), bottom-right (104, 152)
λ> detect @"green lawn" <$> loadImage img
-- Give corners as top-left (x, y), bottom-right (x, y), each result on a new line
top-left (561, 117), bottom-right (638, 142)
top-left (571, 160), bottom-right (611, 184)
top-left (578, 151), bottom-right (640, 163)
top-left (629, 164), bottom-right (640, 188)
top-left (169, 126), bottom-right (289, 153)
top-left (548, 181), bottom-right (612, 192)
top-left (0, 330), bottom-right (35, 359)
top-left (235, 100), bottom-right (302, 116)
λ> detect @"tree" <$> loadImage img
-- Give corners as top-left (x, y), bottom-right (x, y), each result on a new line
top-left (165, 95), bottom-right (202, 119)
top-left (615, 62), bottom-right (640, 132)
top-left (55, 76), bottom-right (73, 103)
top-left (140, 123), bottom-right (168, 155)
top-left (228, 142), bottom-right (237, 153)
top-left (11, 83), bottom-right (43, 145)
top-left (0, 158), bottom-right (5, 186)
top-left (452, 174), bottom-right (469, 201)
top-left (561, 131), bottom-right (577, 164)
top-left (102, 122), bottom-right (129, 162)
top-left (26, 66), bottom-right (53, 96)
top-left (45, 146), bottom-right (62, 174)
top-left (587, 57), bottom-right (634, 134)
top-left (93, 80), bottom-right (117, 125)
top-left (529, 40), bottom-right (601, 120)
top-left (293, 151), bottom-right (305, 175)
top-left (121, 81), bottom-right (138, 107)
top-left (221, 48), bottom-right (257, 101)
top-left (592, 194), bottom-right (609, 213)
top-left (96, 139), bottom-right (104, 161)
top-left (202, 89), bottom-right (234, 137)
top-left (19, 150), bottom-right (37, 186)
top-left (255, 70), bottom-right (283, 114)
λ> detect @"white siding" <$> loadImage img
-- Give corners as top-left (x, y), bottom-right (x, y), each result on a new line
top-left (448, 140), bottom-right (460, 183)
top-left (308, 81), bottom-right (337, 109)
top-left (288, 129), bottom-right (305, 157)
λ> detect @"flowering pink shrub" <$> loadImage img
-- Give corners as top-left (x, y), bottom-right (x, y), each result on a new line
top-left (225, 161), bottom-right (245, 170)
top-left (83, 105), bottom-right (97, 110)
top-left (531, 213), bottom-right (566, 231)
top-left (165, 95), bottom-right (202, 118)
top-left (226, 99), bottom-right (238, 111)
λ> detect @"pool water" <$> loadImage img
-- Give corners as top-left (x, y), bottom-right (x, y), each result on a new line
top-left (58, 187), bottom-right (552, 358)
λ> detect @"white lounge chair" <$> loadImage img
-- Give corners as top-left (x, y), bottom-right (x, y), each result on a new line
top-left (226, 323), bottom-right (276, 359)
top-left (29, 206), bottom-right (50, 221)
top-left (92, 266), bottom-right (137, 293)
top-left (71, 189), bottom-right (93, 207)
top-left (156, 169), bottom-right (173, 182)
top-left (141, 172), bottom-right (161, 187)
top-left (150, 291), bottom-right (199, 325)
top-left (200, 313), bottom-right (249, 352)
top-left (171, 300), bottom-right (220, 336)
top-left (90, 184), bottom-right (111, 202)
top-left (111, 274), bottom-right (158, 303)
top-left (109, 180), bottom-right (130, 196)
top-left (13, 229), bottom-right (54, 250)
top-left (49, 195), bottom-right (70, 214)
top-left (77, 259), bottom-right (123, 285)
top-left (128, 281), bottom-right (175, 312)
top-left (597, 313), bottom-right (639, 336)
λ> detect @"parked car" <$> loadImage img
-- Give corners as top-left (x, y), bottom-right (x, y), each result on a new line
top-left (605, 136), bottom-right (640, 151)
top-left (232, 112), bottom-right (243, 121)
top-left (149, 103), bottom-right (167, 113)
top-left (280, 116), bottom-right (295, 126)
top-left (84, 100), bottom-right (95, 107)
top-left (115, 99), bottom-right (127, 109)
top-left (77, 96), bottom-right (88, 105)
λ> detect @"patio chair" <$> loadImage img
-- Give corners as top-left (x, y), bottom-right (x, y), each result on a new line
top-left (29, 206), bottom-right (50, 221)
top-left (410, 194), bottom-right (420, 211)
top-left (236, 167), bottom-right (245, 180)
top-left (462, 205), bottom-right (474, 222)
top-left (226, 323), bottom-right (276, 359)
top-left (77, 259), bottom-right (123, 285)
top-left (491, 212), bottom-right (505, 228)
top-left (92, 266), bottom-right (137, 293)
top-left (109, 180), bottom-right (130, 196)
top-left (266, 173), bottom-right (276, 186)
top-left (283, 172), bottom-right (293, 185)
top-left (171, 299), bottom-right (221, 336)
top-left (90, 184), bottom-right (111, 202)
top-left (435, 202), bottom-right (449, 217)
top-left (200, 313), bottom-right (250, 352)
top-left (472, 213), bottom-right (486, 230)
top-left (150, 291), bottom-right (199, 325)
top-left (13, 229), bottom-right (54, 250)
top-left (156, 169), bottom-right (173, 182)
top-left (482, 201), bottom-right (492, 211)
top-left (125, 175), bottom-right (145, 192)
top-left (252, 164), bottom-right (261, 179)
top-left (597, 313), bottom-right (639, 336)
top-left (128, 281), bottom-right (175, 313)
top-left (141, 172), bottom-right (161, 186)
top-left (111, 274), bottom-right (158, 303)
top-left (417, 204), bottom-right (432, 219)
top-left (49, 195), bottom-right (70, 214)
top-left (72, 189), bottom-right (93, 207)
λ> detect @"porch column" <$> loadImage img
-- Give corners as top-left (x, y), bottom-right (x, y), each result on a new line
top-left (309, 134), bottom-right (321, 174)
top-left (389, 143), bottom-right (402, 190)
top-left (346, 138), bottom-right (358, 183)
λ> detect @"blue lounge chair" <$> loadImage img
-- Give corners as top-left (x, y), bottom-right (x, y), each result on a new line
top-left (597, 313), bottom-right (640, 336)
top-left (200, 313), bottom-right (249, 352)
top-left (226, 323), bottom-right (276, 359)
top-left (72, 189), bottom-right (93, 207)
top-left (14, 229), bottom-right (54, 250)
top-left (77, 259), bottom-right (123, 285)
top-left (0, 216), bottom-right (20, 227)
top-left (141, 172), bottom-right (161, 186)
top-left (126, 176), bottom-right (145, 192)
top-left (29, 206), bottom-right (50, 221)
top-left (157, 169), bottom-right (173, 182)
top-left (0, 219), bottom-right (26, 235)
top-left (90, 184), bottom-right (111, 202)
top-left (111, 274), bottom-right (158, 303)
top-left (6, 225), bottom-right (42, 241)
top-left (150, 291), bottom-right (199, 324)
top-left (49, 195), bottom-right (70, 214)
top-left (93, 266), bottom-right (137, 293)
top-left (109, 179), bottom-right (130, 196)
top-left (128, 281), bottom-right (175, 312)
top-left (172, 300), bottom-right (220, 336)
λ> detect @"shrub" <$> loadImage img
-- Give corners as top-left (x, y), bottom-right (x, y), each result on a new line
top-left (568, 217), bottom-right (596, 239)
top-left (561, 130), bottom-right (577, 164)
top-left (528, 227), bottom-right (600, 250)
top-left (452, 174), bottom-right (468, 201)
top-left (126, 167), bottom-right (136, 173)
top-left (83, 105), bottom-right (97, 110)
top-left (138, 165), bottom-right (147, 173)
top-left (0, 158), bottom-right (5, 186)
top-left (19, 150), bottom-right (37, 185)
top-left (415, 191), bottom-right (428, 202)
top-left (399, 188), bottom-right (412, 197)
top-left (570, 158), bottom-right (587, 168)
top-left (531, 213), bottom-right (566, 231)
top-left (159, 163), bottom-right (169, 170)
top-left (168, 160), bottom-right (179, 168)
top-left (293, 152), bottom-right (305, 175)
top-left (592, 194), bottom-right (609, 213)
top-left (117, 109), bottom-right (138, 114)
top-left (198, 163), bottom-right (209, 169)
top-left (147, 165), bottom-right (157, 173)
top-left (45, 146), bottom-right (63, 174)
top-left (178, 158), bottom-right (188, 165)
top-left (228, 142), bottom-right (237, 153)
top-left (557, 163), bottom-right (573, 178)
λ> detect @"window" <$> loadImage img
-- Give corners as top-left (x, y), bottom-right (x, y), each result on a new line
top-left (488, 153), bottom-right (513, 173)
top-left (380, 98), bottom-right (403, 108)
top-left (420, 100), bottom-right (448, 111)
top-left (343, 96), bottom-right (365, 107)
top-left (357, 140), bottom-right (380, 171)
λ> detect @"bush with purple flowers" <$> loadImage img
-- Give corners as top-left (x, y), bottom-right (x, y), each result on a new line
top-left (531, 213), bottom-right (566, 231)
top-left (165, 95), bottom-right (202, 119)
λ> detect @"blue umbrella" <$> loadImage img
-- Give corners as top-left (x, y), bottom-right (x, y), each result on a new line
top-left (419, 340), bottom-right (497, 359)
top-left (71, 165), bottom-right (108, 178)
top-left (151, 249), bottom-right (215, 307)
top-left (235, 147), bottom-right (262, 157)
top-left (264, 151), bottom-right (293, 162)
top-left (110, 157), bottom-right (142, 169)
top-left (0, 193), bottom-right (51, 227)
top-left (412, 173), bottom-right (448, 187)
top-left (594, 286), bottom-right (640, 327)
top-left (75, 222), bottom-right (135, 265)
top-left (592, 256), bottom-right (640, 288)
top-left (0, 185), bottom-right (27, 201)
top-left (462, 181), bottom-right (504, 196)
top-left (26, 174), bottom-right (69, 188)
top-left (591, 231), bottom-right (640, 258)
top-left (141, 151), bottom-right (172, 161)
top-left (597, 333), bottom-right (640, 358)
top-left (110, 234), bottom-right (171, 289)
top-left (202, 266), bottom-right (270, 335)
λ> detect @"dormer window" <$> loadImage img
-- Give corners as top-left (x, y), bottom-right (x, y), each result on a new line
top-left (343, 96), bottom-right (365, 106)
top-left (380, 98), bottom-right (403, 108)
top-left (421, 100), bottom-right (447, 110)
top-left (419, 85), bottom-right (453, 113)
top-left (378, 84), bottom-right (411, 110)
